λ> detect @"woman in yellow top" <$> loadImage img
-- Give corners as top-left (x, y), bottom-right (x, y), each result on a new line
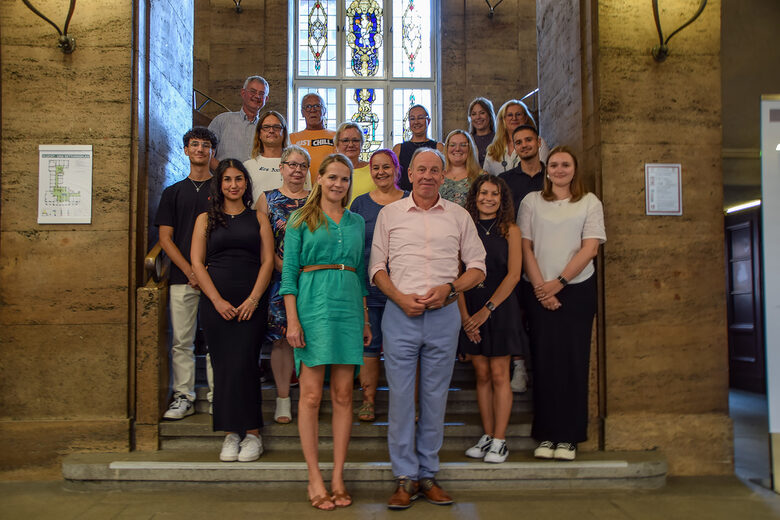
top-left (336, 122), bottom-right (374, 205)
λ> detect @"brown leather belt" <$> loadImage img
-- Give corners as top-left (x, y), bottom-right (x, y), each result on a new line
top-left (300, 264), bottom-right (356, 273)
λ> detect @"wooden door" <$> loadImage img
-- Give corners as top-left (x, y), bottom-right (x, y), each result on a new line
top-left (725, 207), bottom-right (765, 393)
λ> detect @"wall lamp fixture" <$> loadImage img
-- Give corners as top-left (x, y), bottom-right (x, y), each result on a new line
top-left (484, 0), bottom-right (504, 19)
top-left (652, 0), bottom-right (707, 62)
top-left (233, 0), bottom-right (243, 14)
top-left (22, 0), bottom-right (76, 54)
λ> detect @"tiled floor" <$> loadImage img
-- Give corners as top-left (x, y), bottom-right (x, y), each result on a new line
top-left (1, 390), bottom-right (779, 519)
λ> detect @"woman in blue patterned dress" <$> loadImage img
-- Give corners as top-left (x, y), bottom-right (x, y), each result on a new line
top-left (256, 145), bottom-right (311, 425)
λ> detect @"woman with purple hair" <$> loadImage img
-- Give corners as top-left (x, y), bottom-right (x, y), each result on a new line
top-left (349, 149), bottom-right (409, 422)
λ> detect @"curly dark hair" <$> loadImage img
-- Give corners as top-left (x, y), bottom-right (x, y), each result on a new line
top-left (464, 175), bottom-right (515, 238)
top-left (207, 159), bottom-right (254, 236)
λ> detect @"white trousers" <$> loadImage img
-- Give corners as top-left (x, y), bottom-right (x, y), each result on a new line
top-left (169, 284), bottom-right (200, 401)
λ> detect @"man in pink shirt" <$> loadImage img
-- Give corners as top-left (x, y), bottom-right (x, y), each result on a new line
top-left (370, 148), bottom-right (486, 509)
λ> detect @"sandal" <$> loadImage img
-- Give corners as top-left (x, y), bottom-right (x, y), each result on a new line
top-left (275, 397), bottom-right (292, 424)
top-left (331, 490), bottom-right (352, 508)
top-left (357, 401), bottom-right (375, 422)
top-left (308, 494), bottom-right (335, 511)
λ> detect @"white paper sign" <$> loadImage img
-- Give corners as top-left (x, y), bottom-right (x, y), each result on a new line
top-left (645, 163), bottom-right (682, 216)
top-left (38, 144), bottom-right (93, 224)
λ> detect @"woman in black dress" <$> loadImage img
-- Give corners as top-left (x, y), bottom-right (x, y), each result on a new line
top-left (191, 159), bottom-right (275, 462)
top-left (459, 175), bottom-right (523, 464)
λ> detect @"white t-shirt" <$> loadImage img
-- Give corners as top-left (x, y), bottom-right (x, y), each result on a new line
top-left (243, 155), bottom-right (311, 209)
top-left (518, 191), bottom-right (606, 284)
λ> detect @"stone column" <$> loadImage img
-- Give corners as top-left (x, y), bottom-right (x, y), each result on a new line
top-left (537, 0), bottom-right (732, 475)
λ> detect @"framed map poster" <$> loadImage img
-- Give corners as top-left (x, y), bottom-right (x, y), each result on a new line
top-left (38, 144), bottom-right (93, 224)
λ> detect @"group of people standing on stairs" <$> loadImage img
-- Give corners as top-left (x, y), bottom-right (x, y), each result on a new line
top-left (154, 73), bottom-right (606, 511)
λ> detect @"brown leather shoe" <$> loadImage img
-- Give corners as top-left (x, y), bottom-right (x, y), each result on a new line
top-left (419, 478), bottom-right (453, 505)
top-left (387, 478), bottom-right (419, 510)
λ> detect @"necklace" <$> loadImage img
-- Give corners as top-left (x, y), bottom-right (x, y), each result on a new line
top-left (224, 208), bottom-right (244, 219)
top-left (478, 218), bottom-right (497, 235)
top-left (189, 178), bottom-right (207, 192)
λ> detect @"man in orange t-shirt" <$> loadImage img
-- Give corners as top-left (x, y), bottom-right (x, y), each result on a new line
top-left (289, 92), bottom-right (335, 184)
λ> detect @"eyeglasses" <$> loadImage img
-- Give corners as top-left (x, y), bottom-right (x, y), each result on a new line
top-left (261, 124), bottom-right (283, 132)
top-left (282, 161), bottom-right (309, 171)
top-left (246, 89), bottom-right (266, 98)
top-left (408, 116), bottom-right (429, 122)
top-left (303, 104), bottom-right (323, 112)
top-left (339, 138), bottom-right (362, 145)
top-left (188, 141), bottom-right (213, 149)
top-left (448, 142), bottom-right (469, 149)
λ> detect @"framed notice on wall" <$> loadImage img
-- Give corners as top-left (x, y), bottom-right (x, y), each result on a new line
top-left (645, 163), bottom-right (682, 216)
top-left (37, 144), bottom-right (93, 224)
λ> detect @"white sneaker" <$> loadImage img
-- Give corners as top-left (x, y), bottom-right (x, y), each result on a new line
top-left (238, 433), bottom-right (263, 462)
top-left (510, 360), bottom-right (528, 393)
top-left (163, 395), bottom-right (195, 420)
top-left (464, 434), bottom-right (493, 459)
top-left (219, 433), bottom-right (240, 462)
top-left (554, 442), bottom-right (576, 461)
top-left (484, 438), bottom-right (508, 463)
top-left (534, 440), bottom-right (555, 459)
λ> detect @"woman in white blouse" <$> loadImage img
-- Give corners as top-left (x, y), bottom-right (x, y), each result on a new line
top-left (518, 146), bottom-right (606, 462)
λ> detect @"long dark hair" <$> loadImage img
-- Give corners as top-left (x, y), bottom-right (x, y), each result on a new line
top-left (207, 159), bottom-right (254, 236)
top-left (464, 175), bottom-right (515, 238)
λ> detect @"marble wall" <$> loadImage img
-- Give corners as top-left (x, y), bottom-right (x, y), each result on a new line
top-left (537, 0), bottom-right (732, 475)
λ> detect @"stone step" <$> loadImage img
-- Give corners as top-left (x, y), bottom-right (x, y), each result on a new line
top-left (192, 385), bottom-right (533, 415)
top-left (62, 449), bottom-right (667, 490)
top-left (159, 412), bottom-right (535, 451)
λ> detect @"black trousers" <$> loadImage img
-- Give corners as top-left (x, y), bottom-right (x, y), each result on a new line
top-left (522, 275), bottom-right (596, 444)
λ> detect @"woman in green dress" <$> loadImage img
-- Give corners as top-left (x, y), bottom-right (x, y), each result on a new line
top-left (280, 153), bottom-right (371, 510)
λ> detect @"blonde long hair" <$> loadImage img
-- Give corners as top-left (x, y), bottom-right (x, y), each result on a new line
top-left (486, 99), bottom-right (536, 163)
top-left (444, 130), bottom-right (482, 183)
top-left (288, 153), bottom-right (353, 232)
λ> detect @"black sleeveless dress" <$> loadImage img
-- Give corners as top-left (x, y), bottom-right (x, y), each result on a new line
top-left (398, 139), bottom-right (438, 191)
top-left (200, 209), bottom-right (265, 433)
top-left (459, 218), bottom-right (526, 357)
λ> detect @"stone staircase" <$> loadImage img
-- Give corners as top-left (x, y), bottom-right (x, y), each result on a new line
top-left (62, 360), bottom-right (667, 490)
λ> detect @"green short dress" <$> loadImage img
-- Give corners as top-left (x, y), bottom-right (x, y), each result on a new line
top-left (279, 210), bottom-right (368, 374)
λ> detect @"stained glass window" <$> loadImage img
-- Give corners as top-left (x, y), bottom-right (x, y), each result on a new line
top-left (298, 0), bottom-right (337, 76)
top-left (346, 88), bottom-right (385, 160)
top-left (392, 0), bottom-right (431, 78)
top-left (293, 0), bottom-right (438, 146)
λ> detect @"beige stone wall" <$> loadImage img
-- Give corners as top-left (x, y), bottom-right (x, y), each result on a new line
top-left (538, 0), bottom-right (732, 476)
top-left (193, 0), bottom-right (538, 138)
top-left (0, 0), bottom-right (136, 478)
top-left (194, 0), bottom-right (290, 119)
top-left (0, 0), bottom-right (194, 478)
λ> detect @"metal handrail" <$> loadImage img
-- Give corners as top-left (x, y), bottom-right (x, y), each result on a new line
top-left (193, 88), bottom-right (230, 114)
top-left (144, 242), bottom-right (169, 284)
top-left (521, 88), bottom-right (540, 127)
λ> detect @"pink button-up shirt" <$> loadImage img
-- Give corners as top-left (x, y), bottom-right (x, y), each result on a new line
top-left (369, 195), bottom-right (486, 296)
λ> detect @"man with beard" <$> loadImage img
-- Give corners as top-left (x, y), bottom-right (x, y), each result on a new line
top-left (155, 127), bottom-right (217, 419)
top-left (499, 125), bottom-right (546, 219)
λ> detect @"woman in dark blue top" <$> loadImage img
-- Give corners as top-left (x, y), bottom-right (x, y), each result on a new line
top-left (349, 149), bottom-right (409, 422)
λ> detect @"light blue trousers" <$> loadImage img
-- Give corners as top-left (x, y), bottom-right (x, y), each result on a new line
top-left (382, 300), bottom-right (461, 479)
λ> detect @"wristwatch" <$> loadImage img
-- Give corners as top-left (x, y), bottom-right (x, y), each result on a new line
top-left (485, 301), bottom-right (496, 312)
top-left (445, 282), bottom-right (458, 304)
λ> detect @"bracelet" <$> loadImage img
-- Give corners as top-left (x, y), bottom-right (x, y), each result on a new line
top-left (557, 275), bottom-right (568, 286)
top-left (248, 296), bottom-right (259, 308)
top-left (364, 321), bottom-right (371, 326)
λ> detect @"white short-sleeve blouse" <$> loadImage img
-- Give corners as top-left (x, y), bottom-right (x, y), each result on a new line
top-left (518, 191), bottom-right (606, 284)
